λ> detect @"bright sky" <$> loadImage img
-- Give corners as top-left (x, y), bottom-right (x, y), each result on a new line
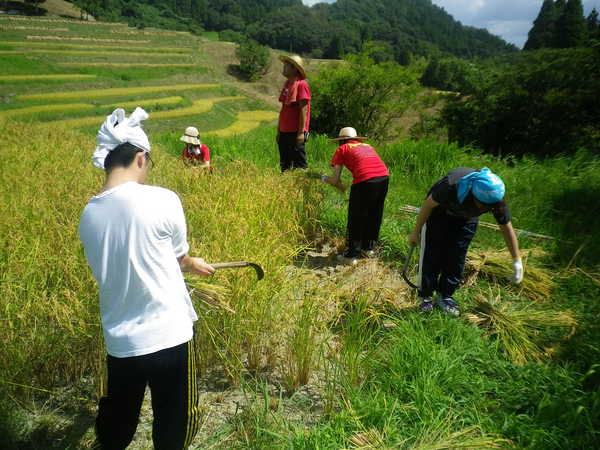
top-left (302, 0), bottom-right (600, 48)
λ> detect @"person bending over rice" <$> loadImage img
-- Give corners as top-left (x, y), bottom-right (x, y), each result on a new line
top-left (408, 167), bottom-right (523, 316)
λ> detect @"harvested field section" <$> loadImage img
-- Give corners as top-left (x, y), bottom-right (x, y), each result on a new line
top-left (0, 74), bottom-right (96, 82)
top-left (17, 84), bottom-right (218, 102)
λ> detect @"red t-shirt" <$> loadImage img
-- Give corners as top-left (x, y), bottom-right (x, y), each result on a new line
top-left (331, 141), bottom-right (389, 184)
top-left (278, 77), bottom-right (311, 133)
top-left (182, 144), bottom-right (210, 162)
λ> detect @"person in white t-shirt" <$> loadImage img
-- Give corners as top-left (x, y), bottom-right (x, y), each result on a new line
top-left (79, 108), bottom-right (214, 450)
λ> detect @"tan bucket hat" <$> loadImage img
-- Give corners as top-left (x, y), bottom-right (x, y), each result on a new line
top-left (180, 126), bottom-right (201, 145)
top-left (329, 127), bottom-right (368, 141)
top-left (278, 54), bottom-right (307, 79)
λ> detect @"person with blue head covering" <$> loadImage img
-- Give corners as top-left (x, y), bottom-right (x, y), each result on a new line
top-left (408, 167), bottom-right (523, 316)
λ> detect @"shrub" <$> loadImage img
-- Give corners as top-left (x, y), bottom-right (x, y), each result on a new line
top-left (235, 39), bottom-right (270, 81)
top-left (219, 29), bottom-right (246, 44)
top-left (310, 45), bottom-right (421, 141)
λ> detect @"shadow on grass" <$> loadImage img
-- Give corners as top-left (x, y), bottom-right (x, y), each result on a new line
top-left (550, 185), bottom-right (600, 267)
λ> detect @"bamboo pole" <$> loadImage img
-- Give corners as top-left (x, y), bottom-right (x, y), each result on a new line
top-left (398, 204), bottom-right (559, 241)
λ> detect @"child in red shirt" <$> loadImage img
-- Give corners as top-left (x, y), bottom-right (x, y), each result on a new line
top-left (180, 126), bottom-right (211, 168)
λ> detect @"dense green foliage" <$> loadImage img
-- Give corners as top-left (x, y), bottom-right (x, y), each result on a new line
top-left (235, 39), bottom-right (270, 81)
top-left (70, 0), bottom-right (517, 62)
top-left (420, 56), bottom-right (483, 94)
top-left (440, 46), bottom-right (600, 157)
top-left (310, 46), bottom-right (421, 140)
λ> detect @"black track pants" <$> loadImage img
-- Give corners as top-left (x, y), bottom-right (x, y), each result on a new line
top-left (347, 176), bottom-right (389, 255)
top-left (419, 212), bottom-right (477, 299)
top-left (93, 339), bottom-right (199, 450)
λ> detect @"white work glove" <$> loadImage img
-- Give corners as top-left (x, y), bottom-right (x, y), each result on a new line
top-left (511, 259), bottom-right (523, 284)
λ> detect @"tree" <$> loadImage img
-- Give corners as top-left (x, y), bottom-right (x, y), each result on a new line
top-left (310, 45), bottom-right (421, 141)
top-left (441, 47), bottom-right (600, 157)
top-left (524, 0), bottom-right (556, 50)
top-left (587, 8), bottom-right (600, 40)
top-left (555, 0), bottom-right (587, 48)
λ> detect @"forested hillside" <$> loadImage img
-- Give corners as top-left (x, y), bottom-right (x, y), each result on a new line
top-left (72, 0), bottom-right (517, 62)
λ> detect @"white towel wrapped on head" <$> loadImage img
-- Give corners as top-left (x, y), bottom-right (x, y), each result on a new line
top-left (93, 107), bottom-right (151, 169)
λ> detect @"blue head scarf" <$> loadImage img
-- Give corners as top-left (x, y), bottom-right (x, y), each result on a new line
top-left (457, 168), bottom-right (505, 204)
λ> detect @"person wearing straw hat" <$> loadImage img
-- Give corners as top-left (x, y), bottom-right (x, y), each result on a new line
top-left (79, 108), bottom-right (214, 449)
top-left (321, 127), bottom-right (389, 264)
top-left (408, 167), bottom-right (523, 316)
top-left (181, 126), bottom-right (211, 169)
top-left (277, 54), bottom-right (311, 172)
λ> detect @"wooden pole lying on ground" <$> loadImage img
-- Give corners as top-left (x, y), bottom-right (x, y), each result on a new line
top-left (399, 205), bottom-right (559, 242)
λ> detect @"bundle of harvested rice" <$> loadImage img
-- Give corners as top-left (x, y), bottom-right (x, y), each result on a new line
top-left (465, 294), bottom-right (577, 364)
top-left (464, 249), bottom-right (554, 302)
top-left (186, 278), bottom-right (234, 314)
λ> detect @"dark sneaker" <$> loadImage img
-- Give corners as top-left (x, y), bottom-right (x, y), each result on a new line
top-left (419, 298), bottom-right (434, 312)
top-left (437, 297), bottom-right (460, 316)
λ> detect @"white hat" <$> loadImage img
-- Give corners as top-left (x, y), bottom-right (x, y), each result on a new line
top-left (329, 127), bottom-right (368, 141)
top-left (180, 126), bottom-right (201, 146)
top-left (93, 107), bottom-right (150, 169)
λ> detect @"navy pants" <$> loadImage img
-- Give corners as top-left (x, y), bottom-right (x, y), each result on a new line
top-left (277, 131), bottom-right (308, 172)
top-left (419, 211), bottom-right (477, 299)
top-left (93, 339), bottom-right (199, 450)
top-left (347, 176), bottom-right (389, 256)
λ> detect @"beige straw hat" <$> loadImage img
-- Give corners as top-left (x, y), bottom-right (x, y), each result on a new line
top-left (329, 127), bottom-right (368, 141)
top-left (278, 54), bottom-right (307, 79)
top-left (180, 126), bottom-right (201, 145)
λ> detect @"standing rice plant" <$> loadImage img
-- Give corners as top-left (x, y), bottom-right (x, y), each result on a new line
top-left (149, 158), bottom-right (323, 383)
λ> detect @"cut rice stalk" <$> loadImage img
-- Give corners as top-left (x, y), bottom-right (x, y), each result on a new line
top-left (465, 249), bottom-right (554, 302)
top-left (186, 279), bottom-right (234, 314)
top-left (466, 294), bottom-right (577, 364)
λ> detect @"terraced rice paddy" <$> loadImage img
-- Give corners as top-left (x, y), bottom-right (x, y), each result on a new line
top-left (0, 15), bottom-right (277, 135)
top-left (207, 110), bottom-right (278, 137)
top-left (16, 84), bottom-right (218, 102)
top-left (26, 35), bottom-right (151, 44)
top-left (0, 103), bottom-right (94, 118)
top-left (0, 49), bottom-right (188, 57)
top-left (0, 41), bottom-right (193, 52)
top-left (0, 25), bottom-right (70, 31)
top-left (0, 16), bottom-right (127, 26)
top-left (0, 74), bottom-right (96, 82)
top-left (58, 63), bottom-right (196, 67)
